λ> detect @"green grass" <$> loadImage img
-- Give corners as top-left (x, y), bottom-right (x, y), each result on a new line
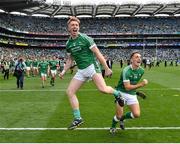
top-left (0, 64), bottom-right (180, 142)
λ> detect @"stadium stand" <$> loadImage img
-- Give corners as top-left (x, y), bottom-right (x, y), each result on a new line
top-left (0, 0), bottom-right (179, 63)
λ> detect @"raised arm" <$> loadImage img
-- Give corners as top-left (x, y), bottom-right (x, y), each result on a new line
top-left (91, 46), bottom-right (112, 76)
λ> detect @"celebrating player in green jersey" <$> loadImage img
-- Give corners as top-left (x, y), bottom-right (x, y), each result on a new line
top-left (49, 55), bottom-right (59, 86)
top-left (59, 16), bottom-right (123, 130)
top-left (25, 57), bottom-right (32, 77)
top-left (110, 51), bottom-right (148, 134)
top-left (38, 56), bottom-right (49, 88)
top-left (32, 57), bottom-right (39, 77)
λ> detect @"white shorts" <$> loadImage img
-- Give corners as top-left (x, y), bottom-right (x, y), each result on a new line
top-left (26, 67), bottom-right (31, 71)
top-left (33, 67), bottom-right (38, 70)
top-left (50, 70), bottom-right (57, 75)
top-left (73, 64), bottom-right (96, 82)
top-left (119, 91), bottom-right (139, 105)
top-left (41, 73), bottom-right (47, 77)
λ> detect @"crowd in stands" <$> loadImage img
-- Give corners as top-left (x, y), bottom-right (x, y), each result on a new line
top-left (0, 47), bottom-right (66, 61)
top-left (0, 36), bottom-right (179, 50)
top-left (101, 48), bottom-right (179, 61)
top-left (0, 14), bottom-right (67, 33)
top-left (0, 13), bottom-right (179, 34)
top-left (0, 47), bottom-right (179, 62)
top-left (0, 14), bottom-right (179, 71)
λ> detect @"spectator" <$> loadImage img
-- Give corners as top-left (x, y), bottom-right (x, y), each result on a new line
top-left (14, 56), bottom-right (26, 89)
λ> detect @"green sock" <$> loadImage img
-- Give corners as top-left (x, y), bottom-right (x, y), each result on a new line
top-left (73, 109), bottom-right (81, 119)
top-left (122, 112), bottom-right (134, 120)
top-left (111, 116), bottom-right (119, 128)
top-left (113, 90), bottom-right (119, 98)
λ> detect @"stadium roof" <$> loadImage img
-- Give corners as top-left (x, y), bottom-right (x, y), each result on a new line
top-left (0, 0), bottom-right (180, 17)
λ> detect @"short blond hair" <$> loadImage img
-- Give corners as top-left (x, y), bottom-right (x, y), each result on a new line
top-left (130, 51), bottom-right (141, 59)
top-left (67, 16), bottom-right (80, 25)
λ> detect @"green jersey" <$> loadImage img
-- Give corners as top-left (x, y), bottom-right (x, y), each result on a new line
top-left (38, 61), bottom-right (49, 74)
top-left (116, 65), bottom-right (144, 95)
top-left (49, 60), bottom-right (58, 70)
top-left (66, 33), bottom-right (98, 69)
top-left (25, 60), bottom-right (32, 67)
top-left (32, 60), bottom-right (39, 67)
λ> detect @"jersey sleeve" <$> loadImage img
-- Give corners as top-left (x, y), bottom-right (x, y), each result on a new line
top-left (66, 40), bottom-right (71, 55)
top-left (122, 68), bottom-right (130, 82)
top-left (82, 34), bottom-right (96, 49)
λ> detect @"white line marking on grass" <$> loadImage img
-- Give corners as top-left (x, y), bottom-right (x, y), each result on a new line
top-left (0, 88), bottom-right (180, 92)
top-left (173, 94), bottom-right (179, 97)
top-left (0, 127), bottom-right (180, 131)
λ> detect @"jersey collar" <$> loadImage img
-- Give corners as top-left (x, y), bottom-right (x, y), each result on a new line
top-left (130, 64), bottom-right (140, 70)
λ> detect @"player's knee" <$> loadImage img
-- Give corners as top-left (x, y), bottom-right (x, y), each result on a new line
top-left (66, 89), bottom-right (71, 96)
top-left (132, 112), bottom-right (140, 118)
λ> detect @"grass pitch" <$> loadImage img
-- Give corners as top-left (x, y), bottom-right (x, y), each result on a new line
top-left (0, 64), bottom-right (180, 142)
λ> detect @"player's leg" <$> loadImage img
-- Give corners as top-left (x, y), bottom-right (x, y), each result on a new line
top-left (33, 67), bottom-right (36, 76)
top-left (120, 102), bottom-right (140, 130)
top-left (66, 78), bottom-right (84, 130)
top-left (35, 67), bottom-right (38, 76)
top-left (44, 74), bottom-right (47, 82)
top-left (50, 70), bottom-right (54, 86)
top-left (128, 103), bottom-right (140, 119)
top-left (41, 73), bottom-right (45, 88)
top-left (26, 67), bottom-right (30, 77)
top-left (92, 73), bottom-right (124, 106)
top-left (80, 64), bottom-right (117, 96)
top-left (51, 70), bottom-right (57, 86)
top-left (110, 103), bottom-right (124, 134)
top-left (92, 73), bottom-right (114, 94)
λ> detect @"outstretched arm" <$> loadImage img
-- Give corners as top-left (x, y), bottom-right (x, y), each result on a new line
top-left (91, 46), bottom-right (112, 76)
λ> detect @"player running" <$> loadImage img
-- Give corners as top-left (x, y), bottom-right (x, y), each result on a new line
top-left (32, 57), bottom-right (39, 77)
top-left (59, 16), bottom-right (124, 130)
top-left (49, 55), bottom-right (59, 86)
top-left (110, 51), bottom-right (148, 134)
top-left (38, 56), bottom-right (49, 88)
top-left (25, 57), bottom-right (32, 77)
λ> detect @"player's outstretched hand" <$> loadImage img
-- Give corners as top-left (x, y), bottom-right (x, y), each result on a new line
top-left (136, 91), bottom-right (147, 99)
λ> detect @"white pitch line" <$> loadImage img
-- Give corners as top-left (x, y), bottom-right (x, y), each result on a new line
top-left (0, 127), bottom-right (180, 131)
